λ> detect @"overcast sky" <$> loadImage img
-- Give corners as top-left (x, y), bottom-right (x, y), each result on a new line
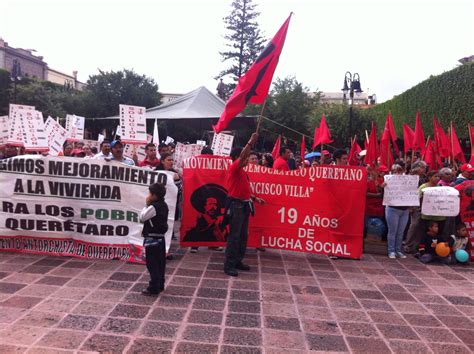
top-left (1, 0), bottom-right (473, 102)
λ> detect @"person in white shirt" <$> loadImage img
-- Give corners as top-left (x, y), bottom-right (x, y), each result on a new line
top-left (93, 140), bottom-right (112, 159)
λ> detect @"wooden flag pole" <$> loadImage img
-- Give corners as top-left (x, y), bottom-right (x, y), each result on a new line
top-left (255, 101), bottom-right (267, 135)
top-left (365, 130), bottom-right (369, 143)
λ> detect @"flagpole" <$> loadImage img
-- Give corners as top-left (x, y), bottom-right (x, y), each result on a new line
top-left (422, 136), bottom-right (430, 160)
top-left (255, 100), bottom-right (267, 135)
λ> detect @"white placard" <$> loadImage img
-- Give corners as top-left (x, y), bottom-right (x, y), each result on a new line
top-left (8, 104), bottom-right (35, 146)
top-left (0, 115), bottom-right (8, 147)
top-left (115, 125), bottom-right (122, 137)
top-left (98, 134), bottom-right (105, 144)
top-left (165, 136), bottom-right (175, 145)
top-left (66, 115), bottom-right (85, 142)
top-left (124, 134), bottom-right (152, 162)
top-left (211, 133), bottom-right (234, 156)
top-left (421, 186), bottom-right (460, 217)
top-left (21, 110), bottom-right (49, 152)
top-left (119, 104), bottom-right (147, 144)
top-left (196, 140), bottom-right (206, 146)
top-left (173, 143), bottom-right (203, 173)
top-left (44, 117), bottom-right (68, 156)
top-left (383, 175), bottom-right (420, 207)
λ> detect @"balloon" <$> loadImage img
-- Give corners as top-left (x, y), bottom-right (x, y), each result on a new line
top-left (455, 249), bottom-right (469, 263)
top-left (435, 242), bottom-right (450, 257)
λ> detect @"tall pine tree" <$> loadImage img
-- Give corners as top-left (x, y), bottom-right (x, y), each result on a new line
top-left (217, 0), bottom-right (266, 96)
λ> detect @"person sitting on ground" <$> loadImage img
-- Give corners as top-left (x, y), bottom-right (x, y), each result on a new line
top-left (140, 182), bottom-right (169, 296)
top-left (140, 143), bottom-right (161, 168)
top-left (273, 146), bottom-right (291, 171)
top-left (417, 221), bottom-right (453, 264)
top-left (449, 223), bottom-right (470, 264)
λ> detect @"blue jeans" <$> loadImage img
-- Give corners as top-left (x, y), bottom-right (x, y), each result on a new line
top-left (385, 206), bottom-right (409, 254)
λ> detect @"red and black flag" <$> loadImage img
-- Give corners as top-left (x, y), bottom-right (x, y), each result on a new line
top-left (213, 14), bottom-right (292, 133)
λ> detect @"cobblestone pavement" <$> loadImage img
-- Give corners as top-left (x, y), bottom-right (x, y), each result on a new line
top-left (0, 248), bottom-right (473, 353)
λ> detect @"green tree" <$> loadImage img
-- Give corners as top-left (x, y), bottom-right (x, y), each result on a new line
top-left (83, 69), bottom-right (162, 118)
top-left (217, 0), bottom-right (266, 92)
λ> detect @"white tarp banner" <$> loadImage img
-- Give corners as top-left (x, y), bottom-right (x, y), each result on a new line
top-left (21, 110), bottom-right (49, 152)
top-left (0, 156), bottom-right (177, 262)
top-left (7, 104), bottom-right (35, 146)
top-left (211, 133), bottom-right (234, 156)
top-left (66, 115), bottom-right (85, 142)
top-left (44, 117), bottom-right (68, 156)
top-left (383, 175), bottom-right (420, 207)
top-left (421, 186), bottom-right (460, 217)
top-left (119, 104), bottom-right (147, 144)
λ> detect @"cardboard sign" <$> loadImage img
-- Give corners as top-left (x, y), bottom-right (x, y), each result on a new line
top-left (7, 104), bottom-right (35, 146)
top-left (421, 186), bottom-right (460, 217)
top-left (44, 117), bottom-right (68, 156)
top-left (21, 110), bottom-right (49, 152)
top-left (196, 140), bottom-right (206, 146)
top-left (119, 105), bottom-right (147, 144)
top-left (173, 143), bottom-right (203, 173)
top-left (0, 116), bottom-right (8, 148)
top-left (65, 115), bottom-right (85, 142)
top-left (211, 133), bottom-right (234, 156)
top-left (383, 174), bottom-right (420, 206)
top-left (124, 134), bottom-right (152, 162)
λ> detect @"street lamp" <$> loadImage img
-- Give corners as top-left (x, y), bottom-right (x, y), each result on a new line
top-left (10, 59), bottom-right (22, 104)
top-left (341, 71), bottom-right (362, 141)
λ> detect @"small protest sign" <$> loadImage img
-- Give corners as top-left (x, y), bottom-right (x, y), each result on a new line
top-left (421, 186), bottom-right (460, 217)
top-left (119, 104), bottom-right (147, 144)
top-left (383, 174), bottom-right (420, 206)
top-left (211, 133), bottom-right (234, 156)
top-left (45, 117), bottom-right (68, 156)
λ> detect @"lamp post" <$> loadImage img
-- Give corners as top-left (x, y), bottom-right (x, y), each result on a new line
top-left (10, 59), bottom-right (22, 104)
top-left (341, 71), bottom-right (362, 141)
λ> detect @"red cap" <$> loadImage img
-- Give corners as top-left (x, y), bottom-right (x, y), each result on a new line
top-left (460, 163), bottom-right (474, 172)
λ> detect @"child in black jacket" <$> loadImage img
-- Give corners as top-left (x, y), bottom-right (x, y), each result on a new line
top-left (139, 183), bottom-right (169, 296)
top-left (418, 221), bottom-right (453, 264)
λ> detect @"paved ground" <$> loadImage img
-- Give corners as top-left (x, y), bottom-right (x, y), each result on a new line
top-left (0, 247), bottom-right (473, 354)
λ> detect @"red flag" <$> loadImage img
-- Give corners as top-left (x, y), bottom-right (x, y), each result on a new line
top-left (272, 135), bottom-right (281, 161)
top-left (380, 112), bottom-right (398, 167)
top-left (348, 139), bottom-right (362, 166)
top-left (469, 123), bottom-right (474, 165)
top-left (213, 14), bottom-right (292, 133)
top-left (450, 124), bottom-right (466, 163)
top-left (300, 136), bottom-right (306, 160)
top-left (423, 139), bottom-right (438, 171)
top-left (403, 123), bottom-right (415, 154)
top-left (365, 123), bottom-right (379, 166)
top-left (413, 112), bottom-right (426, 153)
top-left (433, 117), bottom-right (451, 159)
top-left (313, 114), bottom-right (333, 148)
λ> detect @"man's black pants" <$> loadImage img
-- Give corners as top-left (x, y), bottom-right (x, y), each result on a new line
top-left (224, 200), bottom-right (250, 271)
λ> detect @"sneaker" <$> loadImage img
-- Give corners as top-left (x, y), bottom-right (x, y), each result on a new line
top-left (190, 247), bottom-right (198, 253)
top-left (388, 252), bottom-right (396, 259)
top-left (224, 269), bottom-right (238, 277)
top-left (396, 252), bottom-right (407, 259)
top-left (257, 248), bottom-right (266, 252)
top-left (141, 288), bottom-right (161, 297)
top-left (208, 247), bottom-right (223, 251)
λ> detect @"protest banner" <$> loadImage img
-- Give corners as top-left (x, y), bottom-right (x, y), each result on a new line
top-left (456, 181), bottom-right (474, 261)
top-left (44, 117), bottom-right (68, 156)
top-left (180, 156), bottom-right (367, 259)
top-left (65, 115), bottom-right (85, 142)
top-left (7, 104), bottom-right (35, 147)
top-left (421, 186), bottom-right (460, 217)
top-left (211, 133), bottom-right (234, 156)
top-left (21, 110), bottom-right (49, 152)
top-left (383, 174), bottom-right (420, 206)
top-left (119, 104), bottom-right (147, 144)
top-left (0, 156), bottom-right (177, 263)
top-left (173, 143), bottom-right (203, 174)
top-left (124, 134), bottom-right (152, 162)
top-left (0, 115), bottom-right (8, 148)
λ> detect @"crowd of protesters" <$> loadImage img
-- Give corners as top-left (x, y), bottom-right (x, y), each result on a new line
top-left (1, 138), bottom-right (472, 267)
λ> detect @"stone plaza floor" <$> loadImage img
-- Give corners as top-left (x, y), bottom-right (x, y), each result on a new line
top-left (0, 247), bottom-right (473, 353)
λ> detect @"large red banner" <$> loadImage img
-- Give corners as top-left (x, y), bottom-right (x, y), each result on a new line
top-left (180, 156), bottom-right (367, 259)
